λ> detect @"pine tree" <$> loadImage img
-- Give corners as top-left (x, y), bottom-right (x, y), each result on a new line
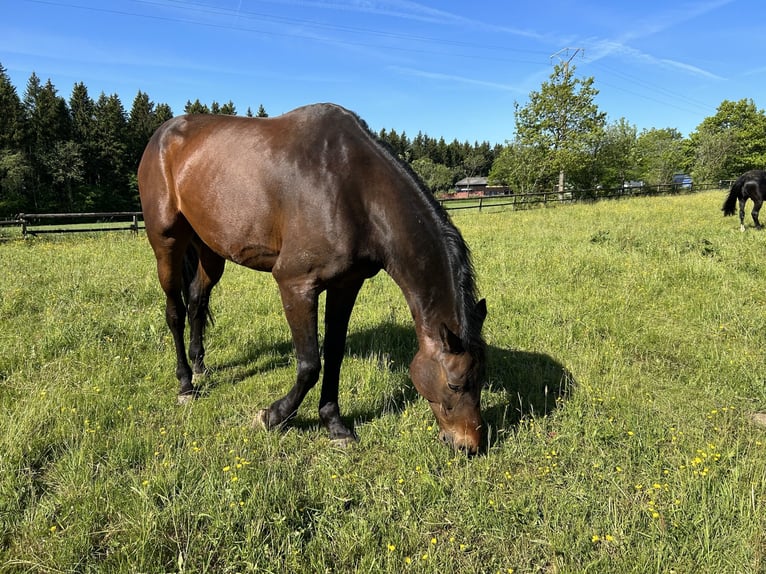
top-left (0, 63), bottom-right (24, 150)
top-left (185, 99), bottom-right (210, 114)
top-left (22, 74), bottom-right (72, 209)
top-left (92, 92), bottom-right (129, 209)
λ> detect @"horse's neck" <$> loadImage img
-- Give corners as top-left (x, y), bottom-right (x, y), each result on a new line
top-left (381, 211), bottom-right (461, 343)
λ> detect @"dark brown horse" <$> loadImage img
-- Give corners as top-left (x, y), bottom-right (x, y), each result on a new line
top-left (722, 169), bottom-right (766, 231)
top-left (138, 104), bottom-right (487, 454)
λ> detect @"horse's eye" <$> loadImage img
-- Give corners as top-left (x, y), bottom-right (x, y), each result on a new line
top-left (448, 383), bottom-right (463, 393)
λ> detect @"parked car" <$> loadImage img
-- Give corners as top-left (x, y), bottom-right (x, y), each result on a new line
top-left (672, 174), bottom-right (693, 189)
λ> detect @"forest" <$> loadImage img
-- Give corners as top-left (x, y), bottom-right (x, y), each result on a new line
top-left (1, 60), bottom-right (766, 217)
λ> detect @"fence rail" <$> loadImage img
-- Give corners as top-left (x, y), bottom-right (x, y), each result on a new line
top-left (438, 182), bottom-right (721, 211)
top-left (0, 183), bottom-right (726, 237)
top-left (9, 212), bottom-right (144, 238)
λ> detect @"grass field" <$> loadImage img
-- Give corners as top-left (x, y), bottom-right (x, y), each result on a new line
top-left (1, 190), bottom-right (765, 573)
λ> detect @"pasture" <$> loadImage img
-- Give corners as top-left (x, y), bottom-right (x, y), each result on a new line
top-left (1, 190), bottom-right (765, 573)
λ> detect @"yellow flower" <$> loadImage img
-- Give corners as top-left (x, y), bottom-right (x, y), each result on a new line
top-left (387, 544), bottom-right (396, 552)
top-left (591, 535), bottom-right (600, 543)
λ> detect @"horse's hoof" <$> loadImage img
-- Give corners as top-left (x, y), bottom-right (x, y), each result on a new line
top-left (192, 372), bottom-right (206, 385)
top-left (177, 393), bottom-right (196, 405)
top-left (254, 409), bottom-right (270, 430)
top-left (330, 436), bottom-right (357, 449)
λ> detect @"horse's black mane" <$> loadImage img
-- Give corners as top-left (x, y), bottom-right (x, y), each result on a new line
top-left (350, 109), bottom-right (484, 351)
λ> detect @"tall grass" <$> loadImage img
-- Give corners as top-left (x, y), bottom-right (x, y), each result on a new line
top-left (1, 190), bottom-right (765, 573)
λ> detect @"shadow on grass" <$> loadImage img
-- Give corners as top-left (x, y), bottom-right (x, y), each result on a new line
top-left (203, 320), bottom-right (574, 452)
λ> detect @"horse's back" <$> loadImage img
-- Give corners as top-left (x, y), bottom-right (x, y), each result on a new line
top-left (138, 104), bottom-right (388, 278)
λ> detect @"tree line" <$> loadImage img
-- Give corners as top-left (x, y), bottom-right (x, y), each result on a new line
top-left (488, 63), bottom-right (766, 194)
top-left (2, 60), bottom-right (766, 217)
top-left (0, 63), bottom-right (502, 217)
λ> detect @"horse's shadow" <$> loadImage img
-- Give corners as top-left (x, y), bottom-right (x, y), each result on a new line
top-left (344, 323), bottom-right (573, 449)
top-left (208, 321), bottom-right (574, 450)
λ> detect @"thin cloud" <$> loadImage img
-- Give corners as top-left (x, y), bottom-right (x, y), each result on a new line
top-left (390, 66), bottom-right (526, 94)
top-left (252, 0), bottom-right (552, 41)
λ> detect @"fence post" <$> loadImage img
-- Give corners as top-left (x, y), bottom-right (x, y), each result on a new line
top-left (20, 214), bottom-right (27, 238)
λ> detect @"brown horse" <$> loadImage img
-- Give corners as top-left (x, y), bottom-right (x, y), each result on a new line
top-left (138, 104), bottom-right (487, 454)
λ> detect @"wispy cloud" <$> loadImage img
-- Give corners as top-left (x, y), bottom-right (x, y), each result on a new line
top-left (579, 0), bottom-right (733, 81)
top-left (254, 0), bottom-right (553, 41)
top-left (389, 65), bottom-right (526, 94)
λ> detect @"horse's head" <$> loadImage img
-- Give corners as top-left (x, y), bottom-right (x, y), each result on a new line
top-left (409, 302), bottom-right (487, 455)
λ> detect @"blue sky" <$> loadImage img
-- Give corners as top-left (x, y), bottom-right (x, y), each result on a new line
top-left (1, 0), bottom-right (763, 144)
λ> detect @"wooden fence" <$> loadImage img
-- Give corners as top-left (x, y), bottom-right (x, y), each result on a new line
top-left (0, 182), bottom-right (725, 237)
top-left (6, 212), bottom-right (144, 238)
top-left (439, 182), bottom-right (721, 211)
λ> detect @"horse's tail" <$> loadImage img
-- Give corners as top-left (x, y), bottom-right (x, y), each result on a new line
top-left (722, 181), bottom-right (741, 216)
top-left (181, 245), bottom-right (215, 326)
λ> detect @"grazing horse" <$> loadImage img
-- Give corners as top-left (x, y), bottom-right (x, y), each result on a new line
top-left (138, 104), bottom-right (487, 454)
top-left (722, 169), bottom-right (766, 231)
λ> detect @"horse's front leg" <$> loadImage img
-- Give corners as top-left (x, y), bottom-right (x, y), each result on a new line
top-left (319, 281), bottom-right (364, 446)
top-left (256, 281), bottom-right (321, 430)
top-left (739, 198), bottom-right (747, 231)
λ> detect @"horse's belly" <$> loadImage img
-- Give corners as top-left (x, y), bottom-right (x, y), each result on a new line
top-left (231, 243), bottom-right (279, 271)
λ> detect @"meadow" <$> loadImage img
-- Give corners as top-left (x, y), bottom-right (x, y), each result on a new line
top-left (1, 190), bottom-right (765, 573)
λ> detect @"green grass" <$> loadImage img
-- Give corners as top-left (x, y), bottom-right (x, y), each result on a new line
top-left (1, 190), bottom-right (765, 573)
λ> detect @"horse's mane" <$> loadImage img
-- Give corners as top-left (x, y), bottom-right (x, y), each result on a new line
top-left (350, 109), bottom-right (484, 350)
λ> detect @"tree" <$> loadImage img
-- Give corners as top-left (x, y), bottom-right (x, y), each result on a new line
top-left (127, 91), bottom-right (159, 170)
top-left (513, 62), bottom-right (606, 191)
top-left (92, 92), bottom-right (129, 208)
top-left (0, 63), bottom-right (24, 150)
top-left (69, 81), bottom-right (97, 204)
top-left (0, 64), bottom-right (28, 213)
top-left (488, 141), bottom-right (547, 193)
top-left (43, 140), bottom-right (84, 209)
top-left (22, 74), bottom-right (72, 209)
top-left (635, 127), bottom-right (686, 185)
top-left (184, 99), bottom-right (210, 114)
top-left (592, 118), bottom-right (639, 189)
top-left (256, 104), bottom-right (268, 118)
top-left (219, 100), bottom-right (236, 115)
top-left (411, 157), bottom-right (454, 194)
top-left (0, 150), bottom-right (30, 214)
top-left (688, 98), bottom-right (766, 180)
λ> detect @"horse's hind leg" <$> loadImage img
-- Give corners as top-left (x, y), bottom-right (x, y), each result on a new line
top-left (153, 236), bottom-right (196, 401)
top-left (752, 198), bottom-right (763, 229)
top-left (319, 281), bottom-right (364, 445)
top-left (187, 241), bottom-right (225, 383)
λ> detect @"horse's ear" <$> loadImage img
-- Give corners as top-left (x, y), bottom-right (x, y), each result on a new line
top-left (475, 299), bottom-right (487, 326)
top-left (439, 323), bottom-right (464, 354)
